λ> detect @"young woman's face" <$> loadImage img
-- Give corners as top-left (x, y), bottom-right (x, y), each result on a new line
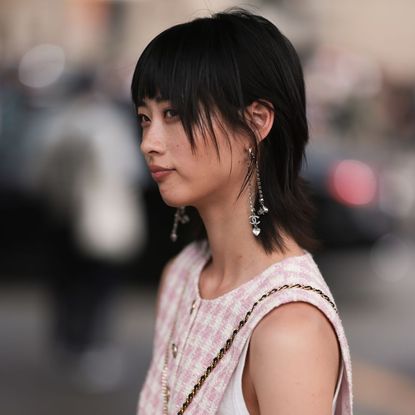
top-left (138, 97), bottom-right (249, 209)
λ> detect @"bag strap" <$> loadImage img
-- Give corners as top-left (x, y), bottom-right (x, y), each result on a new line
top-left (175, 283), bottom-right (338, 414)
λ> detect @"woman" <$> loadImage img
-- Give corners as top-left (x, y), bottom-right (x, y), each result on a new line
top-left (132, 7), bottom-right (353, 415)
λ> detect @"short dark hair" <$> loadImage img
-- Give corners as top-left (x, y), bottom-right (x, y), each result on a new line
top-left (131, 7), bottom-right (322, 254)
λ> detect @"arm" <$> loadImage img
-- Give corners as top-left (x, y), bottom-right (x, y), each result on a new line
top-left (249, 301), bottom-right (341, 415)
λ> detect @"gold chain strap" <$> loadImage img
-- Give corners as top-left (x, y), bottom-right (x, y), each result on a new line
top-left (169, 283), bottom-right (338, 415)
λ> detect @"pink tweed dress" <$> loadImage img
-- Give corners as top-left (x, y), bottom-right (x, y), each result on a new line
top-left (137, 239), bottom-right (353, 414)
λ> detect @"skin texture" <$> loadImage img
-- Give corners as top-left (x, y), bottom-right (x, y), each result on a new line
top-left (139, 98), bottom-right (341, 414)
top-left (245, 302), bottom-right (341, 415)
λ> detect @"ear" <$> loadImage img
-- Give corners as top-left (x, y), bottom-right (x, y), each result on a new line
top-left (244, 99), bottom-right (275, 143)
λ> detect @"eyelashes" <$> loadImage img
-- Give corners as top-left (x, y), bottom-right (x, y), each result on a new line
top-left (137, 113), bottom-right (150, 126)
top-left (137, 108), bottom-right (180, 127)
top-left (164, 108), bottom-right (179, 118)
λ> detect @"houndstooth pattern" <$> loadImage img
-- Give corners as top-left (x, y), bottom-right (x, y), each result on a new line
top-left (137, 240), bottom-right (353, 415)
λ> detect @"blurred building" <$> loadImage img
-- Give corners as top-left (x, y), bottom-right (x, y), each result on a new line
top-left (1, 1), bottom-right (415, 81)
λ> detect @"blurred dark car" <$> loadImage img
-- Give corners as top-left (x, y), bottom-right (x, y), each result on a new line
top-left (302, 139), bottom-right (396, 249)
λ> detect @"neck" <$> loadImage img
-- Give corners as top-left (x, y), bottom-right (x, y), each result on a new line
top-left (196, 190), bottom-right (305, 296)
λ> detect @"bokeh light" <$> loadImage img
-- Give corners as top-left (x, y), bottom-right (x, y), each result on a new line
top-left (18, 44), bottom-right (65, 88)
top-left (328, 159), bottom-right (378, 206)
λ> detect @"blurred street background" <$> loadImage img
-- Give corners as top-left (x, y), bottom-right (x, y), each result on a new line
top-left (1, 1), bottom-right (415, 414)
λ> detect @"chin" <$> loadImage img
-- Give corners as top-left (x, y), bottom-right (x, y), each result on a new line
top-left (159, 191), bottom-right (194, 208)
top-left (158, 181), bottom-right (207, 208)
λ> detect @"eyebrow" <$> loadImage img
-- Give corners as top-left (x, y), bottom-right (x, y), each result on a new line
top-left (137, 96), bottom-right (169, 107)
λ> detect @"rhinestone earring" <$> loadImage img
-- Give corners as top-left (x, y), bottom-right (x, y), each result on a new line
top-left (170, 206), bottom-right (190, 242)
top-left (248, 148), bottom-right (268, 237)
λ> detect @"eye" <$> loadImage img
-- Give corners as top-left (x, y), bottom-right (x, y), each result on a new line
top-left (138, 113), bottom-right (150, 127)
top-left (164, 108), bottom-right (179, 119)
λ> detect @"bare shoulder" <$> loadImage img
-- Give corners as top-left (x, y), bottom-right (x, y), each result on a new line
top-left (249, 301), bottom-right (341, 415)
top-left (251, 301), bottom-right (338, 344)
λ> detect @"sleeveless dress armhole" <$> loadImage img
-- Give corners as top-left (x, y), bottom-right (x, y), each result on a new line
top-left (218, 335), bottom-right (345, 414)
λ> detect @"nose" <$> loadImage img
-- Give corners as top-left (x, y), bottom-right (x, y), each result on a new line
top-left (140, 122), bottom-right (166, 157)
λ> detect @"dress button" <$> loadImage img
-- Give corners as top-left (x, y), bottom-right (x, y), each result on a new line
top-left (172, 342), bottom-right (178, 358)
top-left (190, 299), bottom-right (197, 315)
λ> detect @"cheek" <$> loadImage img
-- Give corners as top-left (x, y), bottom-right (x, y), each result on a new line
top-left (192, 151), bottom-right (246, 194)
top-left (159, 153), bottom-right (222, 206)
top-left (160, 126), bottom-right (248, 205)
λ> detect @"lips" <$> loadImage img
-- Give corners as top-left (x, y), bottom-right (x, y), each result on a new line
top-left (149, 165), bottom-right (173, 173)
top-left (148, 165), bottom-right (175, 182)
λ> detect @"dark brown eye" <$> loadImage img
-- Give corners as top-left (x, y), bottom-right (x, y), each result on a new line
top-left (138, 113), bottom-right (150, 126)
top-left (164, 109), bottom-right (179, 119)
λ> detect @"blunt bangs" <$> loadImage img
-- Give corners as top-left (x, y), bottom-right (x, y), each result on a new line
top-left (131, 17), bottom-right (256, 156)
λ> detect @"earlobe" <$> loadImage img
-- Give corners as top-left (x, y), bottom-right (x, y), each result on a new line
top-left (245, 100), bottom-right (275, 142)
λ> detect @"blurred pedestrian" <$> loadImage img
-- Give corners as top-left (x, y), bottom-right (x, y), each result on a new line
top-left (32, 76), bottom-right (147, 392)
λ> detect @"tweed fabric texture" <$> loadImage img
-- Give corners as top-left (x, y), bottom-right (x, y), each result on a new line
top-left (137, 240), bottom-right (353, 415)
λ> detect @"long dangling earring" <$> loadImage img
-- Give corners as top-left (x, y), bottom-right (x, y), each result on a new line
top-left (248, 148), bottom-right (268, 237)
top-left (170, 206), bottom-right (190, 242)
top-left (248, 148), bottom-right (261, 236)
top-left (256, 156), bottom-right (269, 215)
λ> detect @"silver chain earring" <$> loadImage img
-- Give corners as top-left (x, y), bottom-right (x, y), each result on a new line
top-left (256, 156), bottom-right (269, 215)
top-left (248, 148), bottom-right (268, 237)
top-left (170, 206), bottom-right (190, 242)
